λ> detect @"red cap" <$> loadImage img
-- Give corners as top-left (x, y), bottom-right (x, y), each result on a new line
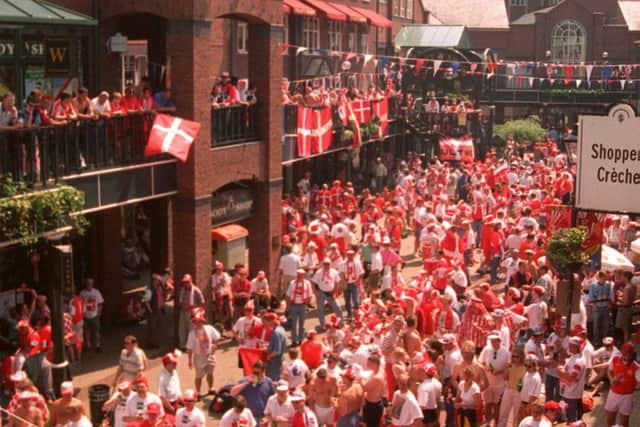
top-left (544, 401), bottom-right (560, 411)
top-left (162, 352), bottom-right (178, 365)
top-left (146, 402), bottom-right (162, 414)
top-left (621, 342), bottom-right (635, 354)
top-left (342, 368), bottom-right (356, 380)
top-left (181, 274), bottom-right (192, 283)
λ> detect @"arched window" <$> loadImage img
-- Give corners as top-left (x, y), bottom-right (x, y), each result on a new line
top-left (551, 19), bottom-right (586, 63)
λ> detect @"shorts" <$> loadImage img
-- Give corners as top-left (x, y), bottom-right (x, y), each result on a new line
top-left (422, 408), bottom-right (438, 424)
top-left (194, 353), bottom-right (216, 379)
top-left (315, 403), bottom-right (335, 425)
top-left (615, 307), bottom-right (632, 330)
top-left (84, 316), bottom-right (100, 332)
top-left (72, 321), bottom-right (84, 340)
top-left (605, 390), bottom-right (633, 416)
top-left (483, 384), bottom-right (505, 404)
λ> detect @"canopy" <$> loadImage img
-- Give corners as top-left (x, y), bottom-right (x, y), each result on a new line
top-left (601, 244), bottom-right (635, 273)
top-left (303, 0), bottom-right (346, 21)
top-left (283, 0), bottom-right (316, 17)
top-left (394, 25), bottom-right (471, 49)
top-left (328, 2), bottom-right (366, 23)
top-left (0, 0), bottom-right (96, 25)
top-left (350, 5), bottom-right (392, 28)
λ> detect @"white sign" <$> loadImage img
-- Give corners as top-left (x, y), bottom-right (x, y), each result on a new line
top-left (576, 115), bottom-right (640, 212)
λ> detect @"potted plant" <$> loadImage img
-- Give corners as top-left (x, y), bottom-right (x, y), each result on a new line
top-left (545, 227), bottom-right (589, 276)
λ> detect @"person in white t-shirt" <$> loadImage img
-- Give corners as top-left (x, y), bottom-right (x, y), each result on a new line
top-left (390, 374), bottom-right (423, 427)
top-left (282, 348), bottom-right (310, 390)
top-left (102, 380), bottom-right (134, 427)
top-left (175, 390), bottom-right (205, 427)
top-left (559, 337), bottom-right (587, 422)
top-left (123, 377), bottom-right (163, 422)
top-left (518, 402), bottom-right (552, 427)
top-left (250, 271), bottom-right (271, 312)
top-left (340, 250), bottom-right (364, 319)
top-left (79, 278), bottom-right (104, 351)
top-left (417, 364), bottom-right (442, 427)
top-left (519, 356), bottom-right (542, 420)
top-left (479, 332), bottom-right (510, 425)
top-left (64, 400), bottom-right (92, 427)
top-left (219, 396), bottom-right (256, 427)
top-left (311, 259), bottom-right (343, 329)
top-left (524, 286), bottom-right (548, 330)
top-left (186, 311), bottom-right (221, 397)
top-left (264, 380), bottom-right (294, 427)
top-left (455, 367), bottom-right (482, 427)
top-left (91, 91), bottom-right (111, 116)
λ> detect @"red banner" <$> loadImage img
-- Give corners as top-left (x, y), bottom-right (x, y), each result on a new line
top-left (576, 211), bottom-right (605, 260)
top-left (239, 348), bottom-right (267, 376)
top-left (548, 205), bottom-right (572, 233)
top-left (439, 138), bottom-right (474, 162)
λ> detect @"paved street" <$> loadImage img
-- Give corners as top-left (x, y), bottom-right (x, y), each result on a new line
top-left (72, 233), bottom-right (638, 426)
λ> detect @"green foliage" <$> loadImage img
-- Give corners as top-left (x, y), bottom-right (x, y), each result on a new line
top-left (547, 88), bottom-right (606, 97)
top-left (494, 117), bottom-right (546, 142)
top-left (0, 180), bottom-right (88, 246)
top-left (546, 227), bottom-right (590, 273)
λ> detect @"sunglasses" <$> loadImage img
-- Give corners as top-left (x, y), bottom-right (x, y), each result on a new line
top-left (124, 341), bottom-right (135, 345)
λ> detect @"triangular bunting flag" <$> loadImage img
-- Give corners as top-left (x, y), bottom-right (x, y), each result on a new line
top-left (363, 54), bottom-right (373, 67)
top-left (295, 47), bottom-right (307, 56)
top-left (470, 63), bottom-right (478, 73)
top-left (345, 52), bottom-right (357, 61)
top-left (585, 64), bottom-right (594, 81)
top-left (279, 43), bottom-right (290, 56)
top-left (621, 79), bottom-right (626, 90)
top-left (528, 77), bottom-right (534, 86)
top-left (576, 79), bottom-right (582, 88)
top-left (414, 59), bottom-right (424, 76)
top-left (433, 60), bottom-right (442, 76)
top-left (564, 65), bottom-right (574, 84)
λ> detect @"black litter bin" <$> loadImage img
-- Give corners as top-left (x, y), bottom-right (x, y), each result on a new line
top-left (88, 384), bottom-right (110, 426)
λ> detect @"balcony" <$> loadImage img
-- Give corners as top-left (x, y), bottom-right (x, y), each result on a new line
top-left (0, 113), bottom-right (177, 211)
top-left (211, 104), bottom-right (258, 148)
top-left (482, 88), bottom-right (637, 106)
top-left (406, 111), bottom-right (483, 139)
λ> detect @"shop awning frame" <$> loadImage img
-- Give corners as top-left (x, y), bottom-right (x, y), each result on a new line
top-left (349, 5), bottom-right (392, 28)
top-left (303, 0), bottom-right (347, 21)
top-left (327, 2), bottom-right (367, 23)
top-left (283, 0), bottom-right (316, 17)
top-left (0, 0), bottom-right (96, 26)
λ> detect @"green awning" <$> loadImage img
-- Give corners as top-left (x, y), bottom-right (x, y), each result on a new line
top-left (0, 0), bottom-right (96, 26)
top-left (394, 25), bottom-right (471, 49)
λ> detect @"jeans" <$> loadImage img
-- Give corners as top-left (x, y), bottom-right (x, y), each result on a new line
top-left (344, 283), bottom-right (360, 318)
top-left (472, 219), bottom-right (483, 246)
top-left (317, 290), bottom-right (343, 328)
top-left (337, 411), bottom-right (360, 427)
top-left (592, 306), bottom-right (609, 344)
top-left (564, 397), bottom-right (583, 422)
top-left (490, 255), bottom-right (501, 284)
top-left (459, 409), bottom-right (477, 427)
top-left (545, 374), bottom-right (561, 402)
top-left (289, 303), bottom-right (306, 344)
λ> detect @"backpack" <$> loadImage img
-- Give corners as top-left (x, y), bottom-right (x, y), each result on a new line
top-left (209, 384), bottom-right (234, 415)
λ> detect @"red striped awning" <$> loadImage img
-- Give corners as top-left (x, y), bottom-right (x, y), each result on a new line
top-left (283, 3), bottom-right (291, 14)
top-left (283, 0), bottom-right (316, 16)
top-left (303, 0), bottom-right (347, 21)
top-left (328, 2), bottom-right (367, 23)
top-left (350, 6), bottom-right (393, 28)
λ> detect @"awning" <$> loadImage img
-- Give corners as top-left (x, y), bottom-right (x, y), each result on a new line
top-left (349, 6), bottom-right (392, 28)
top-left (283, 3), bottom-right (291, 14)
top-left (328, 2), bottom-right (366, 23)
top-left (303, 0), bottom-right (347, 21)
top-left (394, 25), bottom-right (471, 49)
top-left (283, 0), bottom-right (316, 17)
top-left (0, 0), bottom-right (96, 25)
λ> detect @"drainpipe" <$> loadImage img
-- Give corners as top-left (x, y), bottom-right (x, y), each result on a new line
top-left (92, 0), bottom-right (100, 92)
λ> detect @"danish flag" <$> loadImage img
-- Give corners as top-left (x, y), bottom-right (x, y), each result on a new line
top-left (145, 114), bottom-right (201, 162)
top-left (297, 106), bottom-right (333, 157)
top-left (345, 101), bottom-right (362, 148)
top-left (494, 161), bottom-right (509, 181)
top-left (371, 97), bottom-right (389, 137)
top-left (350, 99), bottom-right (371, 124)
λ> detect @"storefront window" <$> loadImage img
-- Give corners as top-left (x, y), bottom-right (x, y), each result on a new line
top-left (0, 64), bottom-right (15, 97)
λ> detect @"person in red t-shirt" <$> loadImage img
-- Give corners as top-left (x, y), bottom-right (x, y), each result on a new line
top-left (231, 268), bottom-right (252, 320)
top-left (300, 331), bottom-right (323, 369)
top-left (488, 222), bottom-right (504, 284)
top-left (121, 85), bottom-right (143, 112)
top-left (605, 343), bottom-right (640, 427)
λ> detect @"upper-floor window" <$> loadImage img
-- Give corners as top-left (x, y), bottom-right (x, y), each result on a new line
top-left (237, 22), bottom-right (248, 53)
top-left (283, 14), bottom-right (289, 48)
top-left (393, 0), bottom-right (413, 19)
top-left (510, 0), bottom-right (526, 5)
top-left (359, 26), bottom-right (369, 54)
top-left (302, 17), bottom-right (320, 51)
top-left (551, 19), bottom-right (586, 64)
top-left (328, 21), bottom-right (342, 51)
top-left (544, 0), bottom-right (560, 6)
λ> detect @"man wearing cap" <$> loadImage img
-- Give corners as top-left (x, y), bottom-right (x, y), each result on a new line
top-left (311, 259), bottom-right (344, 330)
top-left (518, 355), bottom-right (542, 421)
top-left (588, 271), bottom-right (612, 346)
top-left (524, 286), bottom-right (548, 332)
top-left (79, 278), bottom-right (104, 352)
top-left (286, 269), bottom-right (314, 347)
top-left (605, 342), bottom-right (639, 427)
top-left (158, 351), bottom-right (182, 413)
top-left (123, 376), bottom-right (164, 422)
top-left (233, 300), bottom-right (264, 361)
top-left (340, 249), bottom-right (364, 319)
top-left (232, 267), bottom-right (253, 322)
top-left (176, 274), bottom-right (204, 349)
top-left (588, 336), bottom-right (620, 396)
top-left (8, 390), bottom-right (44, 427)
top-left (207, 262), bottom-right (232, 326)
top-left (48, 381), bottom-right (83, 427)
top-left (175, 389), bottom-right (205, 427)
top-left (417, 364), bottom-right (442, 427)
top-left (559, 336), bottom-right (587, 422)
top-left (186, 309), bottom-right (220, 396)
top-left (517, 402), bottom-right (551, 427)
top-left (264, 380), bottom-right (294, 427)
top-left (524, 327), bottom-right (545, 366)
top-left (103, 380), bottom-right (133, 427)
top-left (479, 332), bottom-right (510, 425)
top-left (336, 368), bottom-right (364, 427)
top-left (290, 391), bottom-right (318, 427)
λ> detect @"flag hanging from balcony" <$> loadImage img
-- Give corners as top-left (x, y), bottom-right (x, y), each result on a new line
top-left (145, 114), bottom-right (201, 162)
top-left (345, 101), bottom-right (362, 148)
top-left (350, 99), bottom-right (371, 124)
top-left (371, 97), bottom-right (388, 138)
top-left (297, 106), bottom-right (333, 157)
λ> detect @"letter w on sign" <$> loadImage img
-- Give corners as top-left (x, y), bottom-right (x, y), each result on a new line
top-left (145, 114), bottom-right (201, 162)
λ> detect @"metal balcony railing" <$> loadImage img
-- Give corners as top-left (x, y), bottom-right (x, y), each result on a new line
top-left (211, 104), bottom-right (258, 147)
top-left (0, 112), bottom-right (159, 187)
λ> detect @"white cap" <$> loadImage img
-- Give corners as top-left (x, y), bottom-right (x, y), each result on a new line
top-left (276, 380), bottom-right (289, 392)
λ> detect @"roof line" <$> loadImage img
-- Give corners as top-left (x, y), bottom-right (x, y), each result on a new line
top-left (37, 0), bottom-right (65, 19)
top-left (4, 0), bottom-right (31, 17)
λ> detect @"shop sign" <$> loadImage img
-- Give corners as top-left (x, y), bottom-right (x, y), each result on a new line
top-left (45, 38), bottom-right (71, 76)
top-left (211, 188), bottom-right (255, 226)
top-left (0, 40), bottom-right (45, 57)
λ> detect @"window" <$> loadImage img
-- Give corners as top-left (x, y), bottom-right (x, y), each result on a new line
top-left (302, 17), bottom-right (320, 51)
top-left (551, 19), bottom-right (586, 64)
top-left (509, 0), bottom-right (526, 5)
top-left (393, 0), bottom-right (413, 19)
top-left (392, 1), bottom-right (399, 16)
top-left (358, 26), bottom-right (369, 53)
top-left (237, 22), bottom-right (248, 53)
top-left (407, 0), bottom-right (413, 19)
top-left (544, 0), bottom-right (560, 5)
top-left (347, 25), bottom-right (357, 52)
top-left (328, 21), bottom-right (342, 51)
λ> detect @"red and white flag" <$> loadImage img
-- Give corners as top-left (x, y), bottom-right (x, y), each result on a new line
top-left (297, 107), bottom-right (313, 157)
top-left (350, 99), bottom-right (371, 124)
top-left (438, 138), bottom-right (474, 162)
top-left (494, 161), bottom-right (509, 181)
top-left (345, 102), bottom-right (362, 148)
top-left (145, 113), bottom-right (201, 162)
top-left (297, 106), bottom-right (333, 156)
top-left (371, 97), bottom-right (389, 137)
